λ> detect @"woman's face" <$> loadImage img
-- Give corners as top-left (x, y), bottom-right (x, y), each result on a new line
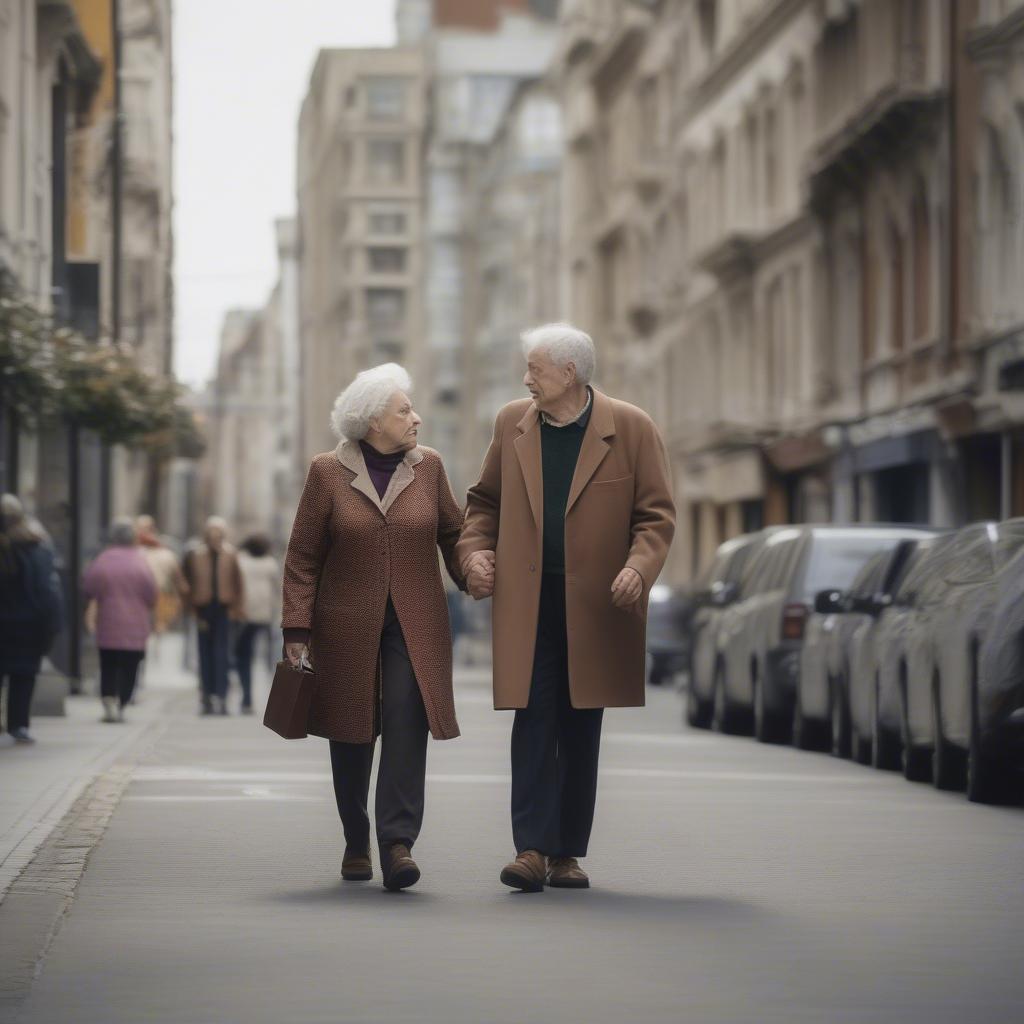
top-left (367, 390), bottom-right (421, 453)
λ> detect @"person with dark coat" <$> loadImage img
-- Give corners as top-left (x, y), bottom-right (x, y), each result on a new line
top-left (0, 494), bottom-right (63, 744)
top-left (82, 518), bottom-right (158, 723)
top-left (282, 362), bottom-right (465, 891)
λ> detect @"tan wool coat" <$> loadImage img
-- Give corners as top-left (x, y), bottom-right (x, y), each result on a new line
top-left (455, 389), bottom-right (676, 710)
top-left (282, 441), bottom-right (465, 743)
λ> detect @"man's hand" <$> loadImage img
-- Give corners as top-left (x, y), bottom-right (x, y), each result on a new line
top-left (464, 550), bottom-right (495, 600)
top-left (610, 567), bottom-right (643, 608)
top-left (285, 642), bottom-right (309, 669)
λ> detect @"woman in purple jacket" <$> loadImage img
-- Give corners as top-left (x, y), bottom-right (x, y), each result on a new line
top-left (83, 518), bottom-right (157, 723)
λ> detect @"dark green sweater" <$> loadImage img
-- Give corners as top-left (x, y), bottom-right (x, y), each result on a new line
top-left (540, 401), bottom-right (592, 575)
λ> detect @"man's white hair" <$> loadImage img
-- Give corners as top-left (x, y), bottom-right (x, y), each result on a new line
top-left (330, 363), bottom-right (413, 442)
top-left (520, 323), bottom-right (596, 385)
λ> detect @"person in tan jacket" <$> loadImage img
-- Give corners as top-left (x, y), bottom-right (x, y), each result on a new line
top-left (456, 323), bottom-right (675, 893)
top-left (182, 517), bottom-right (245, 716)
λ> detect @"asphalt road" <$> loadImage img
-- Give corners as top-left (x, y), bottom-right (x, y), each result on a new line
top-left (5, 669), bottom-right (1024, 1024)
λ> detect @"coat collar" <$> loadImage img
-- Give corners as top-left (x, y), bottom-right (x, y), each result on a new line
top-left (513, 388), bottom-right (616, 525)
top-left (334, 439), bottom-right (424, 517)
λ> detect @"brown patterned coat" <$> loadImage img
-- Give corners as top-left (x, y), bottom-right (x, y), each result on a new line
top-left (282, 441), bottom-right (466, 743)
top-left (455, 388), bottom-right (676, 710)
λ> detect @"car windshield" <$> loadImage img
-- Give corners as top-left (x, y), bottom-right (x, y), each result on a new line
top-left (801, 534), bottom-right (906, 601)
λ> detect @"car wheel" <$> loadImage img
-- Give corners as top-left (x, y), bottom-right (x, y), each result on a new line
top-left (829, 674), bottom-right (851, 759)
top-left (792, 689), bottom-right (824, 751)
top-left (686, 681), bottom-right (712, 730)
top-left (871, 674), bottom-right (900, 771)
top-left (900, 673), bottom-right (931, 783)
top-left (966, 675), bottom-right (1005, 804)
top-left (931, 676), bottom-right (965, 791)
top-left (712, 663), bottom-right (742, 735)
top-left (753, 669), bottom-right (785, 744)
top-left (851, 729), bottom-right (871, 765)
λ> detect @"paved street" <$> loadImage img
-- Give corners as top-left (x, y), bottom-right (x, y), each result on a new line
top-left (2, 664), bottom-right (1023, 1024)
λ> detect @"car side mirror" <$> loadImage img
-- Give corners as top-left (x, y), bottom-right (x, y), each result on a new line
top-left (852, 592), bottom-right (893, 615)
top-left (710, 580), bottom-right (738, 607)
top-left (814, 589), bottom-right (846, 614)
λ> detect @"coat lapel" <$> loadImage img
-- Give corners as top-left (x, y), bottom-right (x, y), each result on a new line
top-left (566, 389), bottom-right (616, 515)
top-left (513, 404), bottom-right (543, 528)
top-left (334, 441), bottom-right (424, 517)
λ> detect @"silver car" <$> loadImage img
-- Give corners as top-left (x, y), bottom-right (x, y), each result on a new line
top-left (904, 519), bottom-right (1024, 790)
top-left (799, 532), bottom-right (932, 756)
top-left (714, 526), bottom-right (920, 743)
top-left (686, 532), bottom-right (768, 729)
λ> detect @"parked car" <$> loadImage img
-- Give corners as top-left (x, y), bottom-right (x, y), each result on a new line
top-left (714, 526), bottom-right (931, 743)
top-left (646, 584), bottom-right (695, 687)
top-left (799, 531), bottom-right (933, 755)
top-left (850, 532), bottom-right (961, 772)
top-left (902, 518), bottom-right (1024, 791)
top-left (975, 551), bottom-right (1024, 802)
top-left (686, 531), bottom-right (770, 728)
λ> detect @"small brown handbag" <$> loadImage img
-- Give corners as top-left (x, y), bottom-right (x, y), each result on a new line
top-left (263, 658), bottom-right (316, 740)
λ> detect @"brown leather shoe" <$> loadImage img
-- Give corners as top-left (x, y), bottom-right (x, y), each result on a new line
top-left (341, 846), bottom-right (372, 882)
top-left (546, 856), bottom-right (590, 889)
top-left (500, 849), bottom-right (546, 892)
top-left (381, 843), bottom-right (420, 891)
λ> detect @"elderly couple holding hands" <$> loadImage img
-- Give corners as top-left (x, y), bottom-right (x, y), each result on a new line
top-left (282, 323), bottom-right (675, 893)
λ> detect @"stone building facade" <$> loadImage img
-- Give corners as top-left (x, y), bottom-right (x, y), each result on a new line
top-left (296, 47), bottom-right (428, 464)
top-left (462, 77), bottom-right (564, 484)
top-left (556, 0), bottom-right (1019, 582)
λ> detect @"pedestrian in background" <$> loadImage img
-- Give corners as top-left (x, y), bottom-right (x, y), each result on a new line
top-left (82, 518), bottom-right (157, 723)
top-left (458, 323), bottom-right (675, 892)
top-left (135, 515), bottom-right (187, 636)
top-left (282, 363), bottom-right (465, 891)
top-left (0, 494), bottom-right (63, 744)
top-left (234, 532), bottom-right (279, 714)
top-left (183, 516), bottom-right (244, 716)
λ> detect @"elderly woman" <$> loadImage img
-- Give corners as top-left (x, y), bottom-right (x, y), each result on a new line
top-left (282, 363), bottom-right (465, 891)
top-left (83, 518), bottom-right (158, 723)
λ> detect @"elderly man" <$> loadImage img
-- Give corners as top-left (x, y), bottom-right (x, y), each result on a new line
top-left (456, 323), bottom-right (675, 892)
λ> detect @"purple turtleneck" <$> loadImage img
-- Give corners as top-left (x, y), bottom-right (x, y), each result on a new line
top-left (359, 440), bottom-right (406, 498)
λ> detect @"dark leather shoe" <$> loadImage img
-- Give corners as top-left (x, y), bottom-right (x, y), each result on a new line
top-left (500, 849), bottom-right (546, 892)
top-left (547, 856), bottom-right (590, 889)
top-left (381, 843), bottom-right (420, 891)
top-left (341, 846), bottom-right (372, 881)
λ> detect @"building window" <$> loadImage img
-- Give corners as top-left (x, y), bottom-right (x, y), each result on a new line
top-left (367, 139), bottom-right (406, 184)
top-left (373, 339), bottom-right (404, 362)
top-left (911, 183), bottom-right (931, 342)
top-left (365, 77), bottom-right (408, 120)
top-left (366, 288), bottom-right (406, 329)
top-left (368, 209), bottom-right (407, 235)
top-left (367, 247), bottom-right (407, 273)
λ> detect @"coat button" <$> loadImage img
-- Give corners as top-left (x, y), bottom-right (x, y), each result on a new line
top-left (529, 564), bottom-right (536, 572)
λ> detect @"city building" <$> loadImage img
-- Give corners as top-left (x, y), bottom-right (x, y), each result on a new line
top-left (463, 76), bottom-right (564, 469)
top-left (296, 46), bottom-right (428, 464)
top-left (555, 0), bottom-right (1021, 582)
top-left (413, 0), bottom-right (560, 494)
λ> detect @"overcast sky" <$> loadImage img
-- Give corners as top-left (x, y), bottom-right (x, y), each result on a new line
top-left (172, 0), bottom-right (397, 388)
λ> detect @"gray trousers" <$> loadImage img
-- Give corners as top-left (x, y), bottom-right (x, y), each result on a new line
top-left (328, 599), bottom-right (429, 852)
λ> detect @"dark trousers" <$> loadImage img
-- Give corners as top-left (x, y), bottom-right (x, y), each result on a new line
top-left (329, 599), bottom-right (429, 852)
top-left (511, 573), bottom-right (604, 858)
top-left (2, 672), bottom-right (36, 733)
top-left (98, 649), bottom-right (144, 707)
top-left (233, 622), bottom-right (271, 708)
top-left (197, 603), bottom-right (230, 700)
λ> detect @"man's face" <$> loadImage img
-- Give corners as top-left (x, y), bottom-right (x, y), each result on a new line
top-left (523, 349), bottom-right (574, 409)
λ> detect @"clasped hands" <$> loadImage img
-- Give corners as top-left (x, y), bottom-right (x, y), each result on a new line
top-left (463, 550), bottom-right (643, 609)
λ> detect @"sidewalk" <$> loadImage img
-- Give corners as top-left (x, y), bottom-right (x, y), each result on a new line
top-left (0, 633), bottom-right (195, 901)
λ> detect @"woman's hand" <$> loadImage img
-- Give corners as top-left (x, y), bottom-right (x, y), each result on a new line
top-left (285, 642), bottom-right (309, 669)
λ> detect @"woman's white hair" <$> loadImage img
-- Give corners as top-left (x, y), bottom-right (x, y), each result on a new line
top-left (520, 323), bottom-right (596, 385)
top-left (330, 363), bottom-right (413, 442)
